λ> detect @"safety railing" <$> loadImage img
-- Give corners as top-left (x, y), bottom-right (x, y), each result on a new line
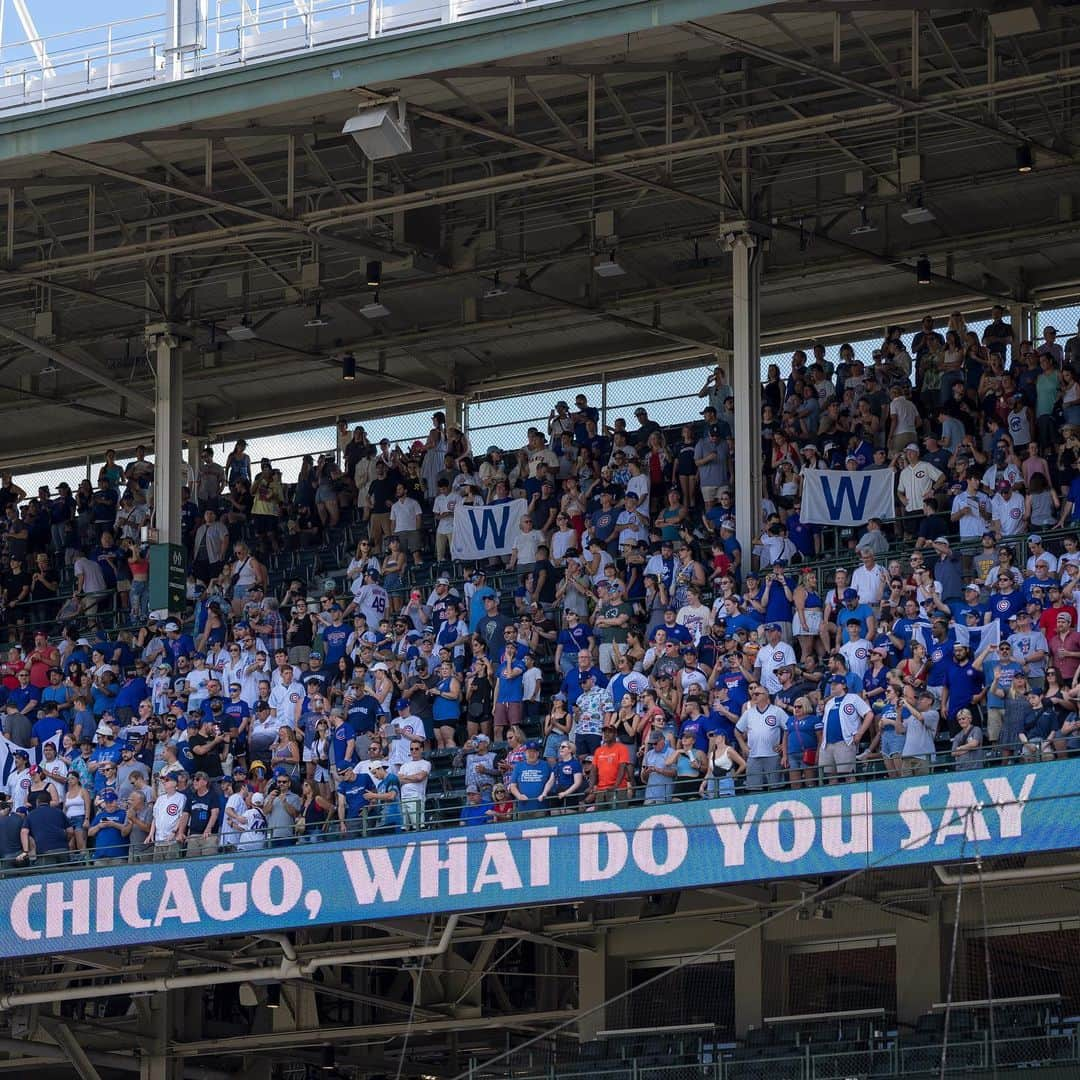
top-left (463, 1032), bottom-right (1080, 1079)
top-left (0, 0), bottom-right (551, 115)
top-left (6, 749), bottom-right (1080, 881)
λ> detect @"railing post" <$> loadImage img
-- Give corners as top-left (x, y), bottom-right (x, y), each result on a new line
top-left (368, 0), bottom-right (378, 38)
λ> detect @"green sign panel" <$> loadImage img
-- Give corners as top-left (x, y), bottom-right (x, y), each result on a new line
top-left (149, 543), bottom-right (186, 613)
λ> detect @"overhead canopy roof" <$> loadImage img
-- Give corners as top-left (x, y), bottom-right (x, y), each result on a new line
top-left (0, 0), bottom-right (1077, 468)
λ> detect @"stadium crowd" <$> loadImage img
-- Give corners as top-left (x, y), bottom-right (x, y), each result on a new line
top-left (4, 306), bottom-right (1080, 868)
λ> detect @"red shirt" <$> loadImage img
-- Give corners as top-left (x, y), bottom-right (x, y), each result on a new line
top-left (1049, 629), bottom-right (1080, 681)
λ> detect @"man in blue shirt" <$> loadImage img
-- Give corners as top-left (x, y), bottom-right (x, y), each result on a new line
top-left (588, 491), bottom-right (618, 551)
top-left (88, 790), bottom-right (130, 862)
top-left (459, 786), bottom-right (491, 827)
top-left (335, 765), bottom-right (376, 838)
top-left (329, 708), bottom-right (357, 773)
top-left (321, 611), bottom-right (351, 667)
top-left (554, 611), bottom-right (594, 676)
top-left (984, 641), bottom-right (1024, 746)
top-left (30, 703), bottom-right (65, 750)
top-left (509, 741), bottom-right (552, 816)
top-left (836, 588), bottom-right (875, 643)
top-left (560, 654), bottom-right (607, 710)
top-left (940, 642), bottom-right (987, 735)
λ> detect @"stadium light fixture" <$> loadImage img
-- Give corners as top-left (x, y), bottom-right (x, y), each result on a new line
top-left (265, 984), bottom-right (281, 1008)
top-left (227, 316), bottom-right (256, 341)
top-left (1016, 143), bottom-right (1034, 173)
top-left (916, 255), bottom-right (932, 285)
top-left (320, 1044), bottom-right (336, 1071)
top-left (594, 251), bottom-right (626, 278)
top-left (342, 101), bottom-right (412, 160)
top-left (360, 291), bottom-right (391, 320)
top-left (366, 260), bottom-right (382, 287)
top-left (341, 353), bottom-right (356, 381)
top-left (305, 299), bottom-right (331, 328)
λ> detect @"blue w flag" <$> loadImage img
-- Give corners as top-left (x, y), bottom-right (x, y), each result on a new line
top-left (451, 499), bottom-right (528, 559)
top-left (801, 468), bottom-right (895, 526)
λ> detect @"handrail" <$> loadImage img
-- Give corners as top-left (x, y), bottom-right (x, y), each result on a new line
top-left (0, 0), bottom-right (556, 116)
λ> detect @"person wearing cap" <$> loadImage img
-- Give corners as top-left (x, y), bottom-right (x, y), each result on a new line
top-left (17, 790), bottom-right (73, 866)
top-left (990, 472), bottom-right (1026, 538)
top-left (818, 676), bottom-right (873, 784)
top-left (1048, 611), bottom-right (1080, 682)
top-left (5, 748), bottom-right (32, 811)
top-left (896, 441), bottom-right (944, 518)
top-left (638, 730), bottom-right (678, 805)
top-left (508, 740), bottom-right (552, 817)
top-left (950, 473), bottom-right (991, 541)
top-left (87, 789), bottom-right (131, 863)
top-left (396, 738), bottom-right (431, 831)
top-left (735, 683), bottom-right (788, 792)
top-left (1006, 609), bottom-right (1049, 691)
top-left (589, 723), bottom-right (632, 808)
top-left (694, 423), bottom-right (727, 511)
top-left (365, 759), bottom-right (403, 833)
top-left (147, 771), bottom-right (188, 860)
top-left (939, 640), bottom-right (989, 735)
top-left (227, 787), bottom-right (268, 851)
top-left (753, 623), bottom-right (796, 696)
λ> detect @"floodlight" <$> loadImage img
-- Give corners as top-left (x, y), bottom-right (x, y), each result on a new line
top-left (342, 101), bottom-right (412, 160)
top-left (916, 255), bottom-right (931, 285)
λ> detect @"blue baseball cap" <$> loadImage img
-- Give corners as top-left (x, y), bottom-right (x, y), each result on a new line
top-left (525, 740), bottom-right (542, 751)
top-left (272, 766), bottom-right (290, 778)
top-left (102, 789), bottom-right (118, 801)
top-left (396, 697), bottom-right (411, 710)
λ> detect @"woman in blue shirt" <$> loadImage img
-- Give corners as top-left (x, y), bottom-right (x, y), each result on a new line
top-left (786, 697), bottom-right (821, 789)
top-left (430, 661), bottom-right (461, 751)
top-left (877, 684), bottom-right (907, 778)
top-left (542, 741), bottom-right (585, 813)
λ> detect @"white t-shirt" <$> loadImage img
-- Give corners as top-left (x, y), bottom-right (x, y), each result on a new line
top-left (220, 791), bottom-right (247, 846)
top-left (74, 556), bottom-right (107, 594)
top-left (152, 790), bottom-right (188, 844)
top-left (268, 682), bottom-right (304, 728)
top-left (398, 759), bottom-right (431, 806)
top-left (236, 807), bottom-right (267, 850)
top-left (512, 529), bottom-right (543, 565)
top-left (991, 493), bottom-right (1026, 536)
top-left (390, 497), bottom-right (422, 533)
top-left (522, 667), bottom-right (542, 703)
top-left (351, 583), bottom-right (389, 627)
top-left (387, 717), bottom-right (426, 767)
top-left (676, 603), bottom-right (711, 643)
top-left (736, 705), bottom-right (788, 757)
top-left (6, 767), bottom-right (31, 810)
top-left (839, 638), bottom-right (872, 679)
top-left (851, 564), bottom-right (888, 606)
top-left (890, 396), bottom-right (919, 434)
top-left (821, 692), bottom-right (872, 743)
top-left (432, 492), bottom-right (458, 536)
top-left (758, 641), bottom-right (797, 693)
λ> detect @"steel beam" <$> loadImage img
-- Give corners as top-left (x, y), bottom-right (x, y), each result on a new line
top-left (0, 320), bottom-right (155, 412)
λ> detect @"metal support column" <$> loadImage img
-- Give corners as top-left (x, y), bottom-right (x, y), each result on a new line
top-left (724, 225), bottom-right (767, 567)
top-left (149, 325), bottom-right (183, 546)
top-left (1018, 303), bottom-right (1035, 346)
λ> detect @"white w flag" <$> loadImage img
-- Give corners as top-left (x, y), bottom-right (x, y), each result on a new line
top-left (451, 499), bottom-right (527, 559)
top-left (801, 468), bottom-right (895, 526)
top-left (957, 619), bottom-right (1000, 654)
top-left (0, 732), bottom-right (61, 786)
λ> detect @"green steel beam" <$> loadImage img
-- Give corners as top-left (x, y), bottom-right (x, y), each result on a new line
top-left (0, 0), bottom-right (775, 163)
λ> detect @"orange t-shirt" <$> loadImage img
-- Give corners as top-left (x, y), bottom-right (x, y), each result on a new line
top-left (593, 742), bottom-right (631, 789)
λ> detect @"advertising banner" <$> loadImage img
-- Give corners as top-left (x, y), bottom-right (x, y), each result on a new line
top-left (2, 762), bottom-right (1075, 959)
